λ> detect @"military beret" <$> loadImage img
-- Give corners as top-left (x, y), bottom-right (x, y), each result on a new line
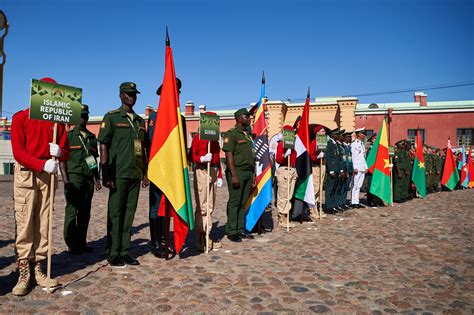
top-left (355, 127), bottom-right (366, 134)
top-left (282, 125), bottom-right (293, 131)
top-left (328, 128), bottom-right (339, 136)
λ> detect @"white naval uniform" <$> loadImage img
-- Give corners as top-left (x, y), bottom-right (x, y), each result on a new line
top-left (351, 139), bottom-right (367, 205)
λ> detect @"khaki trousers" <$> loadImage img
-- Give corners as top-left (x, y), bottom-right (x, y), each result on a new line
top-left (194, 165), bottom-right (218, 236)
top-left (312, 165), bottom-right (326, 205)
top-left (276, 166), bottom-right (297, 216)
top-left (13, 163), bottom-right (53, 262)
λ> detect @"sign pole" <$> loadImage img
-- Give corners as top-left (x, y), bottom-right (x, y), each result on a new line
top-left (319, 158), bottom-right (323, 220)
top-left (287, 155), bottom-right (290, 232)
top-left (205, 142), bottom-right (211, 254)
top-left (46, 123), bottom-right (57, 293)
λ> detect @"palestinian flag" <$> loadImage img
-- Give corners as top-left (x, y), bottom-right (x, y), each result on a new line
top-left (148, 30), bottom-right (194, 253)
top-left (369, 119), bottom-right (392, 204)
top-left (293, 87), bottom-right (315, 207)
top-left (441, 139), bottom-right (459, 191)
top-left (411, 129), bottom-right (426, 197)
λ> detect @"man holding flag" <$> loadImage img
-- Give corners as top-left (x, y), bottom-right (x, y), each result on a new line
top-left (148, 30), bottom-right (194, 255)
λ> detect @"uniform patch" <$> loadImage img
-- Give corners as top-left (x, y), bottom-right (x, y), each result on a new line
top-left (224, 137), bottom-right (230, 144)
top-left (101, 122), bottom-right (106, 128)
top-left (115, 123), bottom-right (130, 128)
top-left (149, 120), bottom-right (154, 127)
top-left (238, 140), bottom-right (247, 143)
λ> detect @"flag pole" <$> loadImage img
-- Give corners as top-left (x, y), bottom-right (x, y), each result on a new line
top-left (164, 199), bottom-right (170, 260)
top-left (205, 142), bottom-right (211, 254)
top-left (47, 122), bottom-right (57, 293)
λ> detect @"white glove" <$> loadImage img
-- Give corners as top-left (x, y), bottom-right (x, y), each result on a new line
top-left (49, 143), bottom-right (62, 158)
top-left (283, 149), bottom-right (291, 158)
top-left (216, 178), bottom-right (223, 187)
top-left (43, 159), bottom-right (59, 174)
top-left (317, 152), bottom-right (324, 159)
top-left (200, 153), bottom-right (212, 163)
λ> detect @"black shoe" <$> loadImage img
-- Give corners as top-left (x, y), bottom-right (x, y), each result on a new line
top-left (69, 248), bottom-right (82, 255)
top-left (342, 205), bottom-right (350, 210)
top-left (80, 245), bottom-right (93, 253)
top-left (107, 255), bottom-right (125, 267)
top-left (121, 254), bottom-right (140, 265)
top-left (336, 206), bottom-right (345, 212)
top-left (358, 203), bottom-right (365, 208)
top-left (227, 235), bottom-right (242, 242)
top-left (239, 232), bottom-right (254, 239)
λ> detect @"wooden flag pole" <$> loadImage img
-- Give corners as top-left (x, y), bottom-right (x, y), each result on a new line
top-left (319, 158), bottom-right (323, 220)
top-left (46, 122), bottom-right (57, 294)
top-left (164, 200), bottom-right (171, 260)
top-left (287, 155), bottom-right (290, 232)
top-left (205, 142), bottom-right (211, 254)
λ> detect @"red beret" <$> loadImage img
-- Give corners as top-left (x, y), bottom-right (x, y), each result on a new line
top-left (204, 111), bottom-right (217, 115)
top-left (282, 125), bottom-right (293, 131)
top-left (313, 125), bottom-right (324, 133)
top-left (40, 77), bottom-right (57, 84)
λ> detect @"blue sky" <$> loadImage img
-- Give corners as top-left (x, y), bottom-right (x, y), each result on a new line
top-left (1, 0), bottom-right (473, 116)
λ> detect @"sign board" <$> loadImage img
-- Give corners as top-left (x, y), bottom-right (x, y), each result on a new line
top-left (282, 129), bottom-right (296, 150)
top-left (29, 79), bottom-right (82, 124)
top-left (388, 146), bottom-right (395, 156)
top-left (199, 113), bottom-right (220, 141)
top-left (316, 134), bottom-right (328, 151)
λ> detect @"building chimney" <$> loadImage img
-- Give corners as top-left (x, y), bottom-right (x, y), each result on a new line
top-left (199, 104), bottom-right (206, 113)
top-left (185, 101), bottom-right (195, 116)
top-left (145, 105), bottom-right (154, 117)
top-left (414, 92), bottom-right (427, 106)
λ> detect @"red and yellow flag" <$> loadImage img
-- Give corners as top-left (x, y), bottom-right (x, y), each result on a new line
top-left (369, 119), bottom-right (392, 204)
top-left (148, 31), bottom-right (193, 253)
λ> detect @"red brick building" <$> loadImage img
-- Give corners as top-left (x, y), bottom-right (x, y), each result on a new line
top-left (355, 93), bottom-right (474, 149)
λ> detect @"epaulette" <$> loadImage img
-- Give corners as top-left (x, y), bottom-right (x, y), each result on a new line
top-left (108, 109), bottom-right (121, 114)
top-left (227, 127), bottom-right (236, 132)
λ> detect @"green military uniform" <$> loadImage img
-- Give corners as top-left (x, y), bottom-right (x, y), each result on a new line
top-left (433, 149), bottom-right (441, 191)
top-left (336, 138), bottom-right (347, 207)
top-left (340, 138), bottom-right (353, 206)
top-left (393, 146), bottom-right (404, 202)
top-left (424, 151), bottom-right (432, 192)
top-left (402, 145), bottom-right (412, 200)
top-left (222, 111), bottom-right (254, 237)
top-left (98, 102), bottom-right (147, 258)
top-left (64, 108), bottom-right (99, 251)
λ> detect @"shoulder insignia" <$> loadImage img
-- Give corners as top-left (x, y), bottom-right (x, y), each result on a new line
top-left (101, 121), bottom-right (106, 129)
top-left (224, 137), bottom-right (230, 144)
top-left (108, 109), bottom-right (121, 114)
top-left (228, 127), bottom-right (236, 132)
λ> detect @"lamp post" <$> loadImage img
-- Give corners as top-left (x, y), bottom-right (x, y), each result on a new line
top-left (0, 11), bottom-right (9, 117)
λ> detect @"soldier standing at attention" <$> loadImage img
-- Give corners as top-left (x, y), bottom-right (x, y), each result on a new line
top-left (10, 77), bottom-right (69, 295)
top-left (350, 128), bottom-right (367, 208)
top-left (98, 82), bottom-right (149, 267)
top-left (335, 130), bottom-right (348, 211)
top-left (342, 132), bottom-right (354, 209)
top-left (393, 140), bottom-right (406, 203)
top-left (222, 108), bottom-right (256, 242)
top-left (60, 104), bottom-right (101, 255)
top-left (325, 128), bottom-right (342, 214)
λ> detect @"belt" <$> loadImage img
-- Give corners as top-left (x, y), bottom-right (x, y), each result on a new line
top-left (195, 164), bottom-right (219, 170)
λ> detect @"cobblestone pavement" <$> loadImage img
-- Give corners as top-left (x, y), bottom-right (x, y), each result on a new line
top-left (0, 177), bottom-right (473, 314)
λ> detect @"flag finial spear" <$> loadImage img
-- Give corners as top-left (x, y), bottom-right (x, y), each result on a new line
top-left (166, 26), bottom-right (170, 46)
top-left (307, 86), bottom-right (311, 99)
top-left (261, 70), bottom-right (265, 84)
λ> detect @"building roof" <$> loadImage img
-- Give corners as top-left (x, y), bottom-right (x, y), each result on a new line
top-left (356, 100), bottom-right (474, 114)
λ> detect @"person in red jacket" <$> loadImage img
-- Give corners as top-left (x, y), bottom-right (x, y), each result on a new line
top-left (190, 112), bottom-right (223, 252)
top-left (275, 125), bottom-right (297, 228)
top-left (10, 77), bottom-right (70, 296)
top-left (309, 125), bottom-right (327, 220)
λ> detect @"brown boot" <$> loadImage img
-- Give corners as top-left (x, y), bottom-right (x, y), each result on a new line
top-left (12, 259), bottom-right (31, 296)
top-left (33, 261), bottom-right (59, 288)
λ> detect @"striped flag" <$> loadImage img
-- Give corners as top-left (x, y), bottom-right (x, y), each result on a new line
top-left (441, 139), bottom-right (459, 190)
top-left (459, 145), bottom-right (469, 188)
top-left (148, 30), bottom-right (194, 253)
top-left (244, 72), bottom-right (272, 232)
top-left (293, 87), bottom-right (315, 207)
top-left (369, 119), bottom-right (392, 204)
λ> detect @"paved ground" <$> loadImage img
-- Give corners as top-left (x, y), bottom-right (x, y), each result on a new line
top-left (0, 177), bottom-right (473, 314)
